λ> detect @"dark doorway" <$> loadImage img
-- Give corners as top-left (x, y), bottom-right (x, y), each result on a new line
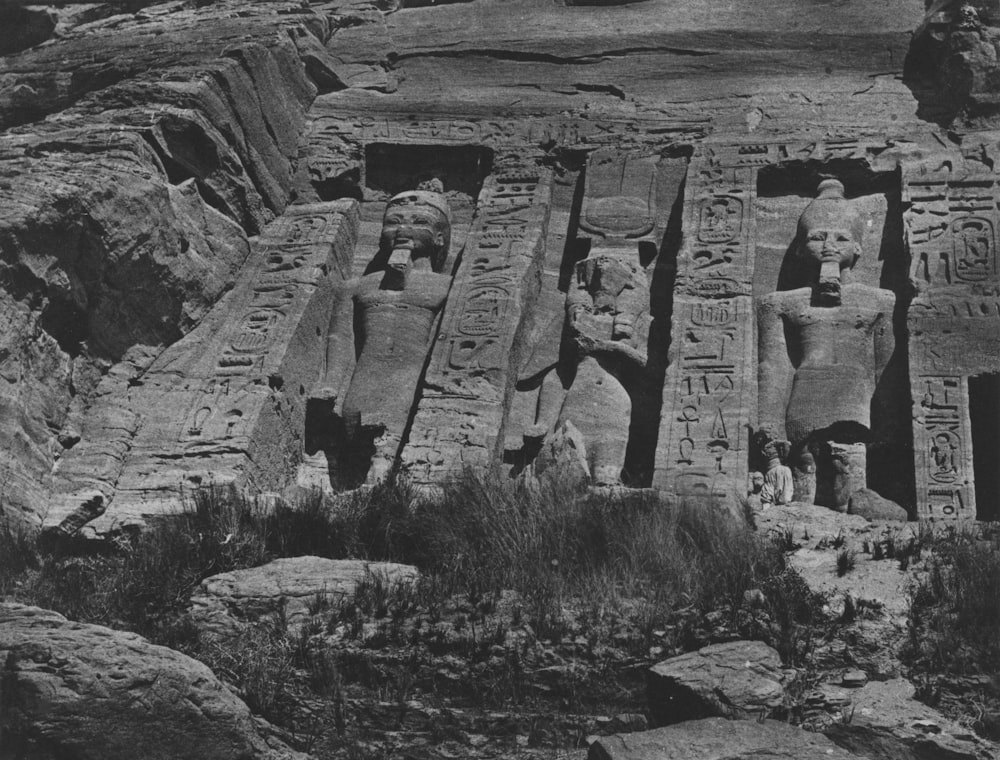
top-left (969, 373), bottom-right (1000, 520)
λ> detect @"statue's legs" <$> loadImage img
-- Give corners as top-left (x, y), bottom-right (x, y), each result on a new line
top-left (559, 355), bottom-right (631, 486)
top-left (829, 442), bottom-right (866, 511)
top-left (791, 446), bottom-right (817, 504)
top-left (811, 440), bottom-right (866, 511)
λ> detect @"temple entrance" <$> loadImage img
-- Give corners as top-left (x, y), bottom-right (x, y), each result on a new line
top-left (969, 373), bottom-right (1000, 520)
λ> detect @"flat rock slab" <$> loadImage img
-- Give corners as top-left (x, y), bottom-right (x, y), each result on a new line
top-left (648, 640), bottom-right (790, 725)
top-left (189, 556), bottom-right (419, 640)
top-left (588, 717), bottom-right (858, 759)
top-left (0, 603), bottom-right (305, 760)
top-left (825, 678), bottom-right (997, 760)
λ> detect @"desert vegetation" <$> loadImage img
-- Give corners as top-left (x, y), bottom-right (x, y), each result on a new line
top-left (904, 522), bottom-right (1000, 739)
top-left (0, 471), bottom-right (833, 755)
top-left (7, 473), bottom-right (1000, 754)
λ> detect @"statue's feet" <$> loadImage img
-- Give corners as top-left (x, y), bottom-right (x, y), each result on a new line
top-left (309, 386), bottom-right (339, 404)
top-left (592, 465), bottom-right (623, 488)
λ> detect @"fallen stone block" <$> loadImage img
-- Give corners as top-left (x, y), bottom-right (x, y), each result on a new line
top-left (188, 556), bottom-right (419, 641)
top-left (648, 640), bottom-right (791, 725)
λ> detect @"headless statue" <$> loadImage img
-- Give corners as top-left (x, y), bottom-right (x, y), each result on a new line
top-left (756, 179), bottom-right (895, 510)
top-left (310, 183), bottom-right (452, 483)
top-left (529, 247), bottom-right (649, 486)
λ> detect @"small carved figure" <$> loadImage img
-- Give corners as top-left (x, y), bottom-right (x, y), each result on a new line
top-left (931, 432), bottom-right (959, 480)
top-left (756, 179), bottom-right (895, 510)
top-left (760, 439), bottom-right (794, 508)
top-left (310, 182), bottom-right (452, 483)
top-left (528, 247), bottom-right (650, 486)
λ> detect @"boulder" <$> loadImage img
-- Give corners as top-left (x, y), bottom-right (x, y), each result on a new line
top-left (0, 603), bottom-right (307, 760)
top-left (647, 640), bottom-right (790, 725)
top-left (588, 717), bottom-right (858, 759)
top-left (188, 556), bottom-right (419, 641)
top-left (848, 488), bottom-right (909, 522)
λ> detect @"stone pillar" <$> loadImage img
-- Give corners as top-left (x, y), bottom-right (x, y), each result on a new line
top-left (46, 201), bottom-right (359, 533)
top-left (400, 161), bottom-right (552, 483)
top-left (653, 147), bottom-right (757, 506)
top-left (904, 167), bottom-right (1000, 519)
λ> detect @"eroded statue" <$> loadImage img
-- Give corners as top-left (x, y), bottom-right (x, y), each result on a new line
top-left (529, 247), bottom-right (650, 486)
top-left (756, 179), bottom-right (895, 509)
top-left (310, 182), bottom-right (451, 483)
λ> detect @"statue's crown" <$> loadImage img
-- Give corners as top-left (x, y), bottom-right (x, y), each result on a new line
top-left (797, 179), bottom-right (864, 245)
top-left (386, 179), bottom-right (451, 222)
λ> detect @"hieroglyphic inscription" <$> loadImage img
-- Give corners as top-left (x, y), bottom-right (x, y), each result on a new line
top-left (654, 146), bottom-right (757, 500)
top-left (906, 172), bottom-right (1000, 293)
top-left (702, 138), bottom-right (880, 170)
top-left (664, 297), bottom-right (751, 502)
top-left (428, 168), bottom-right (552, 398)
top-left (309, 113), bottom-right (706, 151)
top-left (401, 164), bottom-right (553, 483)
top-left (181, 207), bottom-right (353, 444)
top-left (905, 169), bottom-right (1000, 518)
top-left (913, 375), bottom-right (973, 519)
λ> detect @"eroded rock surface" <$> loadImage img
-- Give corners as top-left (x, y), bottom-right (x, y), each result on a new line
top-left (825, 678), bottom-right (996, 760)
top-left (588, 717), bottom-right (857, 760)
top-left (0, 603), bottom-right (307, 760)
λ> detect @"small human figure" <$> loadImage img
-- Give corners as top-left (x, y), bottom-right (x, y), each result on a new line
top-left (760, 439), bottom-right (794, 508)
top-left (747, 471), bottom-right (765, 511)
top-left (756, 179), bottom-right (895, 510)
top-left (309, 181), bottom-right (452, 483)
top-left (527, 247), bottom-right (650, 486)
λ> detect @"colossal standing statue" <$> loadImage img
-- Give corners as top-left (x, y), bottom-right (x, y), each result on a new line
top-left (310, 182), bottom-right (452, 483)
top-left (756, 179), bottom-right (895, 509)
top-left (528, 247), bottom-right (650, 486)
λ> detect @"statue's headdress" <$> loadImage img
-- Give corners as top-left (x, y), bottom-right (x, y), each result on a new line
top-left (386, 178), bottom-right (452, 223)
top-left (384, 179), bottom-right (451, 271)
top-left (797, 179), bottom-right (865, 253)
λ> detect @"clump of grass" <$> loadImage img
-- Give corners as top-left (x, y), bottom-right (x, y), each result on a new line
top-left (374, 469), bottom-right (791, 653)
top-left (195, 615), bottom-right (297, 725)
top-left (836, 548), bottom-right (856, 577)
top-left (906, 525), bottom-right (1000, 676)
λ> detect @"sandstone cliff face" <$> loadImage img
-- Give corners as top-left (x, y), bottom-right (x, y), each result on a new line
top-left (0, 0), bottom-right (348, 525)
top-left (5, 0), bottom-right (1000, 528)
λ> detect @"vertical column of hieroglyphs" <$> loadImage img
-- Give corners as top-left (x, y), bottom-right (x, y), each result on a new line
top-left (905, 166), bottom-right (1000, 518)
top-left (400, 162), bottom-right (553, 483)
top-left (76, 201), bottom-right (359, 526)
top-left (653, 145), bottom-right (757, 503)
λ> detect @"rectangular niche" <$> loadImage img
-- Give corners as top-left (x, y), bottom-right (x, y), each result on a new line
top-left (363, 143), bottom-right (493, 203)
top-left (751, 164), bottom-right (914, 509)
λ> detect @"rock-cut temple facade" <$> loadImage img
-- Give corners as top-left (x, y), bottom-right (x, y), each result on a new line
top-left (4, 0), bottom-right (1000, 533)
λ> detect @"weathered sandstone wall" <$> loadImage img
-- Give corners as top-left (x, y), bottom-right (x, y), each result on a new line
top-left (5, 0), bottom-right (1000, 530)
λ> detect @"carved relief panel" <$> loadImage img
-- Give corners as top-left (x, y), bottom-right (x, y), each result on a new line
top-left (654, 146), bottom-right (757, 504)
top-left (905, 164), bottom-right (1000, 518)
top-left (400, 159), bottom-right (553, 484)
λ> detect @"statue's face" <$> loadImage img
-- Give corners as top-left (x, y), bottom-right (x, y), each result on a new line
top-left (380, 204), bottom-right (448, 266)
top-left (801, 226), bottom-right (860, 269)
